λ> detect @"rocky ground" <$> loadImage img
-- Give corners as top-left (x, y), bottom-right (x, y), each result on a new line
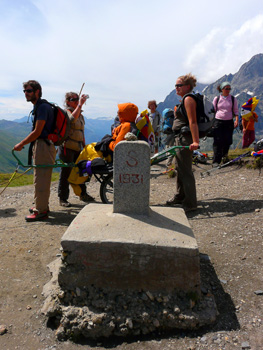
top-left (0, 160), bottom-right (263, 350)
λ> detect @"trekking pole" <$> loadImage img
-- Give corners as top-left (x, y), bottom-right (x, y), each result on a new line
top-left (79, 83), bottom-right (85, 96)
top-left (234, 137), bottom-right (242, 151)
top-left (200, 151), bottom-right (251, 177)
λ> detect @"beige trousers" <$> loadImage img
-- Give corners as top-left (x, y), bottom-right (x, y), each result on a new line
top-left (33, 139), bottom-right (56, 212)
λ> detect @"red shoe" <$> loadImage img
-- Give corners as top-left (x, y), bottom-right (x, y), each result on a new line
top-left (29, 207), bottom-right (50, 213)
top-left (25, 210), bottom-right (48, 222)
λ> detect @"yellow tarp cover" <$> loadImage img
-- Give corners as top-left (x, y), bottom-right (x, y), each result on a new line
top-left (68, 142), bottom-right (111, 196)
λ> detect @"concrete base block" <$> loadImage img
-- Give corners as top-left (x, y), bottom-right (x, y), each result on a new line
top-left (58, 203), bottom-right (201, 294)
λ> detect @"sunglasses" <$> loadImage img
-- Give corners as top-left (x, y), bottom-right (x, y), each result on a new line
top-left (23, 89), bottom-right (34, 93)
top-left (69, 97), bottom-right (79, 102)
top-left (175, 84), bottom-right (185, 88)
top-left (224, 88), bottom-right (231, 90)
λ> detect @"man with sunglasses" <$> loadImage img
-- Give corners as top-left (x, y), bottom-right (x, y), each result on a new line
top-left (14, 80), bottom-right (56, 222)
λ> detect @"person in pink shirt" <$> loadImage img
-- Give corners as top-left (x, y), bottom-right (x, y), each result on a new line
top-left (212, 82), bottom-right (239, 165)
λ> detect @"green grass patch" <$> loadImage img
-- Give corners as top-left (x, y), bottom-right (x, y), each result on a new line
top-left (0, 172), bottom-right (60, 188)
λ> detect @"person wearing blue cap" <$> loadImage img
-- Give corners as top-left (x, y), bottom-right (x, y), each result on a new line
top-left (212, 82), bottom-right (239, 165)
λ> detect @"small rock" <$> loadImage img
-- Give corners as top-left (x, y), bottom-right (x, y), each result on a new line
top-left (174, 306), bottom-right (180, 314)
top-left (0, 324), bottom-right (7, 335)
top-left (163, 295), bottom-right (169, 303)
top-left (153, 319), bottom-right (160, 327)
top-left (201, 286), bottom-right (208, 294)
top-left (188, 346), bottom-right (196, 350)
top-left (26, 305), bottom-right (32, 310)
top-left (200, 336), bottom-right (207, 343)
top-left (190, 299), bottom-right (195, 308)
top-left (254, 290), bottom-right (263, 295)
top-left (255, 208), bottom-right (260, 212)
top-left (58, 291), bottom-right (65, 299)
top-left (146, 291), bottom-right (154, 301)
top-left (126, 318), bottom-right (133, 329)
top-left (241, 341), bottom-right (251, 349)
top-left (220, 279), bottom-right (227, 284)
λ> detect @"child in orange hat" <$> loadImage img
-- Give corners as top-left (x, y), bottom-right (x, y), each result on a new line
top-left (108, 103), bottom-right (139, 151)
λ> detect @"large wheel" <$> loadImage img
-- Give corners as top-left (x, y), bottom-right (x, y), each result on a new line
top-left (100, 174), bottom-right (113, 204)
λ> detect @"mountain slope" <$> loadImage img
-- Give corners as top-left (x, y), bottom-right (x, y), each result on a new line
top-left (157, 82), bottom-right (207, 114)
top-left (0, 117), bottom-right (114, 173)
top-left (159, 53), bottom-right (263, 135)
top-left (0, 121), bottom-right (31, 172)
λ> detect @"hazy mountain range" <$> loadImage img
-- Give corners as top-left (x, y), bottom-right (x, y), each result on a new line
top-left (0, 117), bottom-right (114, 173)
top-left (1, 53), bottom-right (262, 173)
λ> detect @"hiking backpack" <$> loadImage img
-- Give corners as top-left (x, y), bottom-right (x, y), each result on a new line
top-left (33, 99), bottom-right (70, 146)
top-left (181, 92), bottom-right (215, 138)
top-left (162, 108), bottom-right (174, 134)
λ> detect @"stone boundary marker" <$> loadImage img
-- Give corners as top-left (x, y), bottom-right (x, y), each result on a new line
top-left (41, 139), bottom-right (217, 340)
top-left (113, 141), bottom-right (150, 215)
top-left (58, 204), bottom-right (200, 293)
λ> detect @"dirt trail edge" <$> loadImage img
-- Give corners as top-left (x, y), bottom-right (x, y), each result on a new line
top-left (0, 165), bottom-right (263, 350)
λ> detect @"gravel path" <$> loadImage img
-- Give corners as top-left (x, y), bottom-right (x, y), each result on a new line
top-left (0, 162), bottom-right (262, 350)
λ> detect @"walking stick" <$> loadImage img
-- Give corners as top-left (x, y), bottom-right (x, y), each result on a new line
top-left (79, 83), bottom-right (85, 96)
top-left (200, 151), bottom-right (251, 177)
top-left (234, 137), bottom-right (242, 151)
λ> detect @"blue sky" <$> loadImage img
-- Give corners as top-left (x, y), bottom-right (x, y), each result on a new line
top-left (0, 0), bottom-right (263, 120)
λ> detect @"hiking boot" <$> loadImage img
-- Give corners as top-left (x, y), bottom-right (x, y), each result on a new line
top-left (184, 206), bottom-right (198, 213)
top-left (59, 199), bottom-right (71, 207)
top-left (80, 193), bottom-right (95, 203)
top-left (166, 196), bottom-right (183, 206)
top-left (25, 210), bottom-right (48, 222)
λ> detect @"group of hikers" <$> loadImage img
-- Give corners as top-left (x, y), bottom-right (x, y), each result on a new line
top-left (13, 75), bottom-right (259, 222)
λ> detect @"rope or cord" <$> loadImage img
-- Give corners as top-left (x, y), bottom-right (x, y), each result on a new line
top-left (0, 167), bottom-right (33, 196)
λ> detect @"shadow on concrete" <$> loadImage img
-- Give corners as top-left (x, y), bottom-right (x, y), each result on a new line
top-left (52, 252), bottom-right (239, 348)
top-left (0, 208), bottom-right (17, 218)
top-left (127, 208), bottom-right (194, 239)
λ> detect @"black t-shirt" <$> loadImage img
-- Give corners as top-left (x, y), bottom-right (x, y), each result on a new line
top-left (33, 99), bottom-right (55, 138)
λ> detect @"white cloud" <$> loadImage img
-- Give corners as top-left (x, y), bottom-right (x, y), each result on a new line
top-left (185, 14), bottom-right (263, 83)
top-left (0, 0), bottom-right (263, 120)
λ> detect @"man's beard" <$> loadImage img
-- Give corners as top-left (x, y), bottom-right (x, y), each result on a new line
top-left (27, 93), bottom-right (38, 104)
